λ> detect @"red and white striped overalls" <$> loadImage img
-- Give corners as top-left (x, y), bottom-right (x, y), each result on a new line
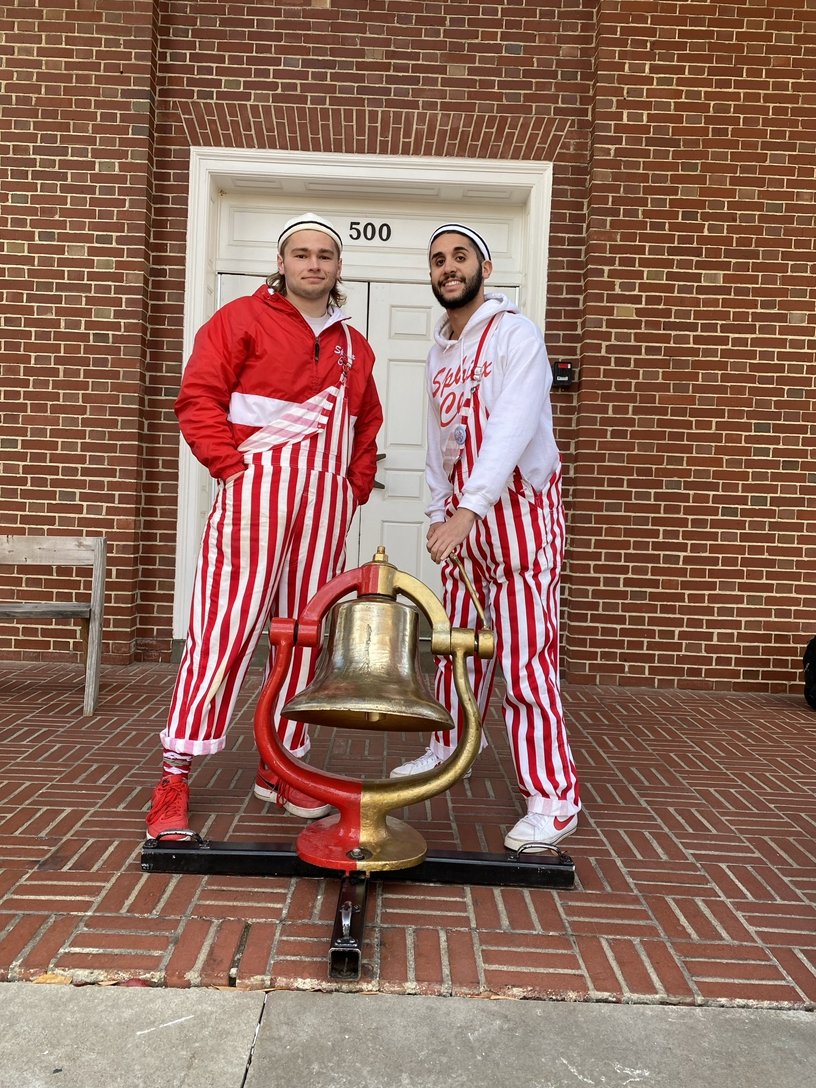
top-left (429, 339), bottom-right (581, 818)
top-left (161, 340), bottom-right (356, 758)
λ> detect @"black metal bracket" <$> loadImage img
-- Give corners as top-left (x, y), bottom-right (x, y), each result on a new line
top-left (329, 872), bottom-right (369, 981)
top-left (141, 839), bottom-right (575, 982)
top-left (141, 838), bottom-right (575, 887)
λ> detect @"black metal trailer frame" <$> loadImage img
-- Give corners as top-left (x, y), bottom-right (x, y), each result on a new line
top-left (141, 837), bottom-right (575, 981)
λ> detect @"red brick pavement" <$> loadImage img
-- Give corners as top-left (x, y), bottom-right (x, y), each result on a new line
top-left (1, 662), bottom-right (815, 1006)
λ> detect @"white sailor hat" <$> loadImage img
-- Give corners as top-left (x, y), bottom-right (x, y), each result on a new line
top-left (277, 213), bottom-right (343, 254)
top-left (428, 223), bottom-right (491, 261)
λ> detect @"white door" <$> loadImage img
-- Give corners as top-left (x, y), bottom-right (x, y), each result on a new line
top-left (175, 155), bottom-right (551, 638)
top-left (355, 282), bottom-right (444, 595)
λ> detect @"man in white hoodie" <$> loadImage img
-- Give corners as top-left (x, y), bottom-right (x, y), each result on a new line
top-left (390, 223), bottom-right (581, 850)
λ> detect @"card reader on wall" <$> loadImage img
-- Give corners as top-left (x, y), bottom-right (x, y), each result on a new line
top-left (551, 360), bottom-right (574, 388)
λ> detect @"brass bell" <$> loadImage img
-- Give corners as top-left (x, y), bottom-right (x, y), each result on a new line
top-left (282, 597), bottom-right (454, 733)
top-left (255, 548), bottom-right (494, 872)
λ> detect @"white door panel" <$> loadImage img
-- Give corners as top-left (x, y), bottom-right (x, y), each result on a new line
top-left (337, 280), bottom-right (369, 331)
top-left (218, 272), bottom-right (266, 306)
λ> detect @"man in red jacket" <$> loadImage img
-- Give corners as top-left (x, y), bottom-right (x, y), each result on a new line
top-left (147, 213), bottom-right (383, 840)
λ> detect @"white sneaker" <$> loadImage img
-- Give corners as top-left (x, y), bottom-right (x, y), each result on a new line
top-left (253, 766), bottom-right (332, 819)
top-left (389, 746), bottom-right (472, 779)
top-left (504, 811), bottom-right (578, 851)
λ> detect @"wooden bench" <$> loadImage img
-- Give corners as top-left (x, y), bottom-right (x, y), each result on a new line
top-left (0, 536), bottom-right (107, 715)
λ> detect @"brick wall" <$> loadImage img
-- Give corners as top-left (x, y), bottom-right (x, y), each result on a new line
top-left (569, 0), bottom-right (815, 689)
top-left (0, 0), bottom-right (159, 663)
top-left (1, 1), bottom-right (813, 692)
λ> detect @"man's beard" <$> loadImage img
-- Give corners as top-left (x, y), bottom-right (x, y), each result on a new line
top-left (431, 265), bottom-right (483, 310)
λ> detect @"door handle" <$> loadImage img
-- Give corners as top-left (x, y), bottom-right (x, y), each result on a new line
top-left (373, 452), bottom-right (386, 488)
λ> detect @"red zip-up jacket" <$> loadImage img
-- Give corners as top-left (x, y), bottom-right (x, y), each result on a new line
top-left (175, 287), bottom-right (383, 504)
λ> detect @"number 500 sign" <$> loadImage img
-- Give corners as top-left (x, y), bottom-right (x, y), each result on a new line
top-left (349, 221), bottom-right (392, 242)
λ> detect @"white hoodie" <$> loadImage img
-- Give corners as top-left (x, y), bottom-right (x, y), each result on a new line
top-left (425, 292), bottom-right (560, 522)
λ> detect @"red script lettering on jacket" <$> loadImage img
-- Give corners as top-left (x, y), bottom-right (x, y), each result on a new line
top-left (431, 356), bottom-right (493, 427)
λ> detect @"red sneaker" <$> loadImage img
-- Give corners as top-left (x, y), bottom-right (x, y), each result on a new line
top-left (254, 764), bottom-right (332, 819)
top-left (146, 775), bottom-right (193, 840)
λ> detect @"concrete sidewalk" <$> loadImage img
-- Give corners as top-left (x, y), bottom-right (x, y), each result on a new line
top-left (1, 985), bottom-right (813, 1088)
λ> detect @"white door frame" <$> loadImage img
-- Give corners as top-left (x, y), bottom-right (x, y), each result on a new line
top-left (173, 148), bottom-right (553, 638)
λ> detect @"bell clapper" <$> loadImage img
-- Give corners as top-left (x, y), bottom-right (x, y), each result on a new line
top-left (451, 554), bottom-right (487, 627)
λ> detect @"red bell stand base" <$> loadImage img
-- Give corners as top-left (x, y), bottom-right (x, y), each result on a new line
top-left (296, 813), bottom-right (428, 871)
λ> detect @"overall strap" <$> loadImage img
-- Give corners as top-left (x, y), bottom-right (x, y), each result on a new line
top-left (338, 321), bottom-right (354, 384)
top-left (457, 313), bottom-right (503, 431)
top-left (469, 314), bottom-right (499, 387)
